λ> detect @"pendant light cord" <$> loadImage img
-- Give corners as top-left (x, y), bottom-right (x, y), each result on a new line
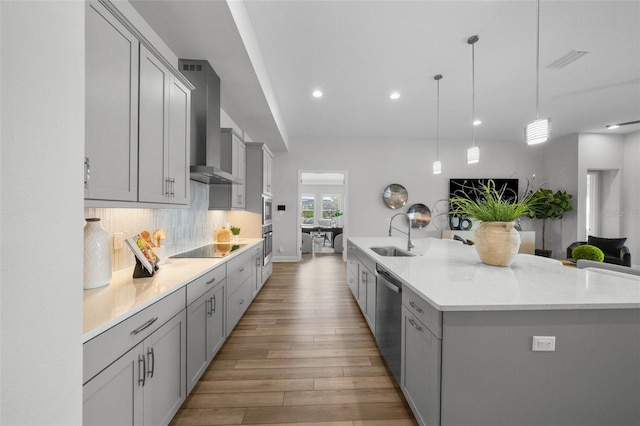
top-left (471, 41), bottom-right (475, 146)
top-left (436, 76), bottom-right (441, 159)
top-left (468, 35), bottom-right (478, 147)
top-left (535, 0), bottom-right (541, 120)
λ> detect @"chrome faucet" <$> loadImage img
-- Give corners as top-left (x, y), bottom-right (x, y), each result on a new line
top-left (388, 212), bottom-right (414, 252)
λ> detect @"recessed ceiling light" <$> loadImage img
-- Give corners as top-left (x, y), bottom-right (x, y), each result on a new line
top-left (312, 89), bottom-right (323, 98)
top-left (390, 92), bottom-right (400, 100)
top-left (473, 119), bottom-right (482, 126)
top-left (606, 124), bottom-right (620, 130)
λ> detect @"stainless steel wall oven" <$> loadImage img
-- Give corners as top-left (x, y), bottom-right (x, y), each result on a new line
top-left (262, 223), bottom-right (272, 266)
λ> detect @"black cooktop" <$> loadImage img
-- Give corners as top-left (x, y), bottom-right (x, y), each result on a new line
top-left (171, 243), bottom-right (247, 258)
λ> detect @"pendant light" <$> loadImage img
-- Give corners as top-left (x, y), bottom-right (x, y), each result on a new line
top-left (433, 74), bottom-right (443, 175)
top-left (466, 35), bottom-right (480, 164)
top-left (525, 0), bottom-right (551, 145)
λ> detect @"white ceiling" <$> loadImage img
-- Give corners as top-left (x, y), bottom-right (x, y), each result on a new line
top-left (131, 0), bottom-right (640, 153)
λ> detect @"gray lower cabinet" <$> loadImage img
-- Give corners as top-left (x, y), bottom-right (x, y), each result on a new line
top-left (186, 281), bottom-right (225, 393)
top-left (226, 251), bottom-right (253, 335)
top-left (346, 243), bottom-right (359, 299)
top-left (83, 310), bottom-right (187, 426)
top-left (401, 306), bottom-right (441, 426)
top-left (251, 245), bottom-right (263, 299)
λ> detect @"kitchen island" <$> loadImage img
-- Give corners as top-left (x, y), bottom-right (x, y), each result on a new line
top-left (347, 237), bottom-right (640, 426)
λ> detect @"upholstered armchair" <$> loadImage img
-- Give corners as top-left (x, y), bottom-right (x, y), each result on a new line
top-left (567, 236), bottom-right (631, 267)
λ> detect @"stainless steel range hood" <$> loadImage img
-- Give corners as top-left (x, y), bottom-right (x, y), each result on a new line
top-left (179, 59), bottom-right (240, 184)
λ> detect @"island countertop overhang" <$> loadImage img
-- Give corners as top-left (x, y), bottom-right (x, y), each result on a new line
top-left (348, 237), bottom-right (640, 312)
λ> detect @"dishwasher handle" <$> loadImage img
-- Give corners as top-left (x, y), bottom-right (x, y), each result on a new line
top-left (376, 266), bottom-right (402, 293)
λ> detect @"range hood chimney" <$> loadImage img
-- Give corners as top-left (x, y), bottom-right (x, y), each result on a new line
top-left (179, 59), bottom-right (239, 184)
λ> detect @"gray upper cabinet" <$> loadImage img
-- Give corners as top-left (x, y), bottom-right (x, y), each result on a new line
top-left (85, 0), bottom-right (193, 208)
top-left (209, 128), bottom-right (246, 210)
top-left (85, 0), bottom-right (139, 202)
top-left (138, 46), bottom-right (190, 205)
top-left (245, 143), bottom-right (274, 214)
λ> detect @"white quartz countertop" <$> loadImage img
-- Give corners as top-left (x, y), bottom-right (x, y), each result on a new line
top-left (349, 237), bottom-right (640, 312)
top-left (83, 238), bottom-right (263, 342)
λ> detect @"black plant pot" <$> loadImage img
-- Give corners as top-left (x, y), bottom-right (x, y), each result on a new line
top-left (535, 249), bottom-right (552, 258)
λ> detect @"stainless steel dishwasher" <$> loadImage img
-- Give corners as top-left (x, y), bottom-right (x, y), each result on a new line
top-left (375, 264), bottom-right (402, 384)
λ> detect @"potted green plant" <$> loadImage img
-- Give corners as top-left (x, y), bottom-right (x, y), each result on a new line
top-left (230, 226), bottom-right (241, 242)
top-left (525, 187), bottom-right (573, 257)
top-left (571, 244), bottom-right (604, 262)
top-left (449, 180), bottom-right (535, 266)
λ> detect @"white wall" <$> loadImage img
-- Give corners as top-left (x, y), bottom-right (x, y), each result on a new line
top-left (272, 136), bottom-right (544, 259)
top-left (622, 131), bottom-right (640, 263)
top-left (1, 2), bottom-right (84, 423)
top-left (577, 133), bottom-right (625, 240)
top-left (538, 133), bottom-right (580, 257)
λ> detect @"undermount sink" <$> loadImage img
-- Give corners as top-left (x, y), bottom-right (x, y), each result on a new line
top-left (370, 246), bottom-right (416, 257)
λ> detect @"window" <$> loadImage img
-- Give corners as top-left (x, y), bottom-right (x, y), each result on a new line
top-left (301, 194), bottom-right (315, 225)
top-left (322, 194), bottom-right (342, 220)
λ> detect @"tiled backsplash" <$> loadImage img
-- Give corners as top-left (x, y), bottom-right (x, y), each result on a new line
top-left (85, 181), bottom-right (227, 271)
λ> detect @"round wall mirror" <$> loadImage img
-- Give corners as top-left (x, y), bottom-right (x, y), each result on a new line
top-left (382, 184), bottom-right (408, 209)
top-left (407, 203), bottom-right (432, 229)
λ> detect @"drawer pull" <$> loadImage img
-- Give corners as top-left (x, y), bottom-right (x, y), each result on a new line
top-left (408, 318), bottom-right (423, 332)
top-left (409, 301), bottom-right (424, 313)
top-left (130, 317), bottom-right (158, 335)
top-left (239, 267), bottom-right (245, 272)
top-left (206, 277), bottom-right (216, 285)
top-left (239, 298), bottom-right (245, 305)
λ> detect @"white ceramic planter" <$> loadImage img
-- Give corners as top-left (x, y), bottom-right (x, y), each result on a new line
top-left (84, 218), bottom-right (112, 289)
top-left (474, 221), bottom-right (521, 267)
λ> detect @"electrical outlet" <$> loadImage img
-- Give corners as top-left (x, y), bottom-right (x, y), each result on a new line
top-left (113, 232), bottom-right (124, 250)
top-left (532, 336), bottom-right (556, 352)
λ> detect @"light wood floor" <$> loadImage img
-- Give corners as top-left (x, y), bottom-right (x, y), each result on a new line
top-left (170, 253), bottom-right (418, 426)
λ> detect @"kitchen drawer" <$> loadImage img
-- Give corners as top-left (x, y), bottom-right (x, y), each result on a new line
top-left (226, 251), bottom-right (252, 298)
top-left (186, 264), bottom-right (226, 306)
top-left (402, 285), bottom-right (442, 338)
top-left (226, 278), bottom-right (251, 335)
top-left (83, 287), bottom-right (186, 384)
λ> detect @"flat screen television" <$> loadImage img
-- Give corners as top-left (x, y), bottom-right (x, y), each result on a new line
top-left (449, 178), bottom-right (519, 203)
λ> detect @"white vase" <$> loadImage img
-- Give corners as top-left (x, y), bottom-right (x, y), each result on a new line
top-left (473, 221), bottom-right (521, 267)
top-left (84, 218), bottom-right (112, 289)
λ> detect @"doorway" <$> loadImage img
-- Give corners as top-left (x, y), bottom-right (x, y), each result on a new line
top-left (298, 171), bottom-right (348, 261)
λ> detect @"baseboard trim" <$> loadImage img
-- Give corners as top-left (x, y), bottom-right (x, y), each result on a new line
top-left (273, 256), bottom-right (298, 263)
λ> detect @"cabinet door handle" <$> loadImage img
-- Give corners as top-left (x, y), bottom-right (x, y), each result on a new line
top-left (239, 267), bottom-right (245, 272)
top-left (138, 354), bottom-right (146, 387)
top-left (408, 318), bottom-right (423, 332)
top-left (84, 157), bottom-right (90, 189)
top-left (130, 317), bottom-right (158, 335)
top-left (409, 301), bottom-right (424, 313)
top-left (239, 298), bottom-right (245, 305)
top-left (206, 277), bottom-right (216, 285)
top-left (171, 177), bottom-right (175, 197)
top-left (147, 347), bottom-right (155, 378)
top-left (212, 295), bottom-right (216, 314)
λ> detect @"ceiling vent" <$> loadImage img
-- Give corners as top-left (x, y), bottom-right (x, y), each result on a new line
top-left (545, 50), bottom-right (589, 69)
